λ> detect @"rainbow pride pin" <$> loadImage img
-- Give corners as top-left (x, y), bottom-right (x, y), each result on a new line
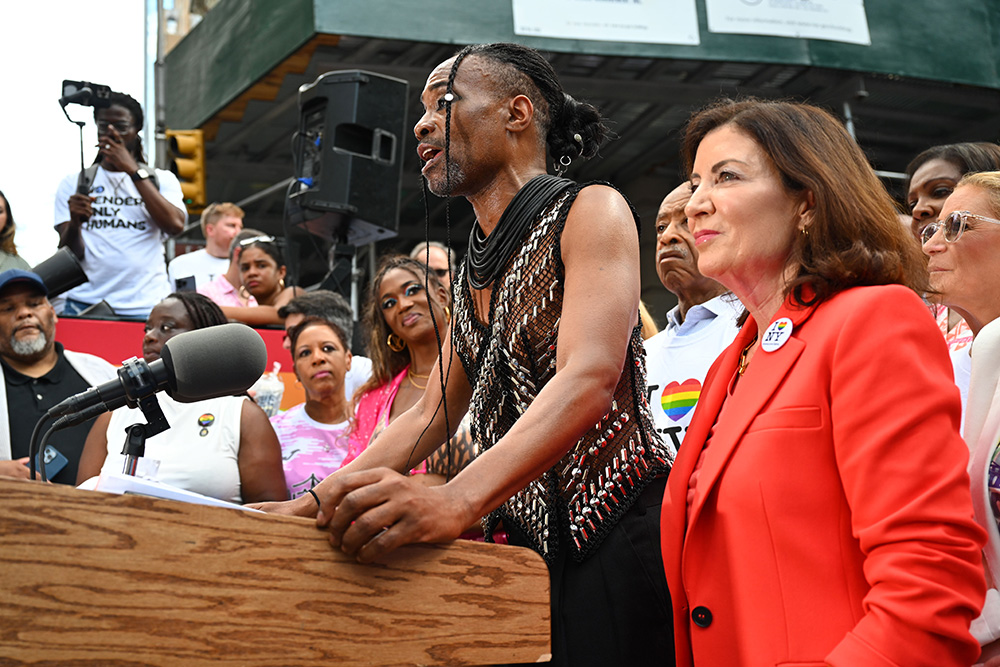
top-left (660, 378), bottom-right (702, 422)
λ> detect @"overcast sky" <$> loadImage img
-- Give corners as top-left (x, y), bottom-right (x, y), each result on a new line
top-left (0, 1), bottom-right (147, 266)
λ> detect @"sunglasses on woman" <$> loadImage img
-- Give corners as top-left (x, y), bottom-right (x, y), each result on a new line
top-left (238, 234), bottom-right (276, 247)
top-left (920, 210), bottom-right (1000, 245)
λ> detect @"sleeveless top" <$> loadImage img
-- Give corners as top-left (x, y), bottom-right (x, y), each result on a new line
top-left (103, 394), bottom-right (245, 503)
top-left (452, 185), bottom-right (672, 563)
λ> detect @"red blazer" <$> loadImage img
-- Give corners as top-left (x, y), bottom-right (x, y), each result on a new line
top-left (660, 285), bottom-right (986, 667)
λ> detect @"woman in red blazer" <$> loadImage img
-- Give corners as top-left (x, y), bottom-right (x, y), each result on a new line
top-left (660, 98), bottom-right (987, 667)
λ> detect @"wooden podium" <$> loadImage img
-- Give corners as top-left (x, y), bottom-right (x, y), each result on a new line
top-left (0, 479), bottom-right (551, 665)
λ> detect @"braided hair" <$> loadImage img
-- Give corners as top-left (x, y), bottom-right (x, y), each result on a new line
top-left (443, 43), bottom-right (609, 168)
top-left (165, 291), bottom-right (228, 330)
top-left (419, 44), bottom-right (610, 475)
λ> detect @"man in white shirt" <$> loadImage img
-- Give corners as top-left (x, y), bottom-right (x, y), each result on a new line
top-left (644, 182), bottom-right (742, 456)
top-left (55, 92), bottom-right (186, 319)
top-left (168, 202), bottom-right (244, 291)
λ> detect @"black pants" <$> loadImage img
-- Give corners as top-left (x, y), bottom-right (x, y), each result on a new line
top-left (506, 476), bottom-right (674, 666)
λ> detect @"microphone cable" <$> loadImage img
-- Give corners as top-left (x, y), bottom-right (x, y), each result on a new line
top-left (29, 404), bottom-right (107, 481)
top-left (27, 407), bottom-right (58, 481)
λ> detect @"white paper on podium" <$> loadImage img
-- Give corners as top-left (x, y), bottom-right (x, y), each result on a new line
top-left (78, 472), bottom-right (262, 513)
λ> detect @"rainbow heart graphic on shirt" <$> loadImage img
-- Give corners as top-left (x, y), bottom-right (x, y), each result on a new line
top-left (660, 379), bottom-right (702, 422)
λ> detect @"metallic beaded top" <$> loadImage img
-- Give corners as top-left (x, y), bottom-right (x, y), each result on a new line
top-left (452, 186), bottom-right (672, 563)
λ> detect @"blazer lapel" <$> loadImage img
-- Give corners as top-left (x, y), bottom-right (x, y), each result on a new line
top-left (685, 298), bottom-right (817, 534)
top-left (967, 317), bottom-right (1000, 447)
top-left (662, 320), bottom-right (754, 574)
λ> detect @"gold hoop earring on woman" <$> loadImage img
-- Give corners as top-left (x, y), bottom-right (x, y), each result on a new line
top-left (279, 278), bottom-right (286, 289)
top-left (387, 333), bottom-right (406, 352)
top-left (444, 306), bottom-right (452, 322)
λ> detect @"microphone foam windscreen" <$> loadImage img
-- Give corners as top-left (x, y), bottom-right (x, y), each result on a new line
top-left (160, 323), bottom-right (268, 402)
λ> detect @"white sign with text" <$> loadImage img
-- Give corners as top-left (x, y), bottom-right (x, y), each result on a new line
top-left (706, 0), bottom-right (871, 46)
top-left (512, 0), bottom-right (700, 46)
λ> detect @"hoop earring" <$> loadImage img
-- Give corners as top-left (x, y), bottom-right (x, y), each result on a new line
top-left (444, 306), bottom-right (452, 322)
top-left (387, 333), bottom-right (406, 352)
top-left (555, 154), bottom-right (572, 177)
top-left (279, 278), bottom-right (286, 289)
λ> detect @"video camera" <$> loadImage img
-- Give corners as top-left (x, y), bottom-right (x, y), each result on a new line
top-left (60, 80), bottom-right (112, 109)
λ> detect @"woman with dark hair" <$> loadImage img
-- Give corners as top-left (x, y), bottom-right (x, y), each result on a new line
top-left (215, 233), bottom-right (302, 326)
top-left (77, 292), bottom-right (287, 503)
top-left (660, 98), bottom-right (986, 667)
top-left (238, 235), bottom-right (301, 307)
top-left (0, 191), bottom-right (31, 272)
top-left (271, 316), bottom-right (354, 501)
top-left (54, 92), bottom-right (186, 318)
top-left (906, 142), bottom-right (1000, 240)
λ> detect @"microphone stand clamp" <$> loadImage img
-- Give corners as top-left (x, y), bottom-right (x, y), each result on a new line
top-left (118, 358), bottom-right (171, 477)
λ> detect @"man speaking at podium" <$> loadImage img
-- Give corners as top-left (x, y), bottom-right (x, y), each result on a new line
top-left (260, 44), bottom-right (673, 666)
top-left (0, 270), bottom-right (116, 483)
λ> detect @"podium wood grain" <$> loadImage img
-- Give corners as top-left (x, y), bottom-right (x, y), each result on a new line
top-left (0, 478), bottom-right (550, 665)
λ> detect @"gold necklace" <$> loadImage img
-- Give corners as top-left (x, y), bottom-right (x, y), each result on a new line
top-left (408, 370), bottom-right (430, 379)
top-left (737, 335), bottom-right (758, 376)
top-left (407, 370), bottom-right (427, 390)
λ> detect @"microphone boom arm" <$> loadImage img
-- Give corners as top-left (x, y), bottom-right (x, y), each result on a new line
top-left (121, 393), bottom-right (170, 477)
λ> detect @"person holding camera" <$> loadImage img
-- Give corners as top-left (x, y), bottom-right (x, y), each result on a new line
top-left (54, 92), bottom-right (186, 319)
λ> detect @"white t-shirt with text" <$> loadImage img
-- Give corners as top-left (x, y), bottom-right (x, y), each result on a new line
top-left (644, 294), bottom-right (743, 457)
top-left (54, 165), bottom-right (186, 318)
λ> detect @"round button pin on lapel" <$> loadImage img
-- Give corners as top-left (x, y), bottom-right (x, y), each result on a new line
top-left (761, 317), bottom-right (793, 352)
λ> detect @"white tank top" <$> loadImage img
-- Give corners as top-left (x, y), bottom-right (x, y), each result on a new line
top-left (102, 394), bottom-right (245, 503)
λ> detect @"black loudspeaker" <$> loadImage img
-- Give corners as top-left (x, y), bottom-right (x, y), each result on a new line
top-left (289, 70), bottom-right (408, 246)
top-left (31, 247), bottom-right (87, 298)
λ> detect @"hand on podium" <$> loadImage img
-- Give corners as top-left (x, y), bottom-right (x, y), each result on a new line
top-left (316, 467), bottom-right (474, 563)
top-left (247, 493), bottom-right (317, 517)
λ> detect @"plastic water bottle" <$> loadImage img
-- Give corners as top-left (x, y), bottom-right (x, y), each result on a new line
top-left (252, 362), bottom-right (285, 418)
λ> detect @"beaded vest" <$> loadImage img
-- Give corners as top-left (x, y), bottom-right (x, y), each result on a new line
top-left (452, 185), bottom-right (672, 563)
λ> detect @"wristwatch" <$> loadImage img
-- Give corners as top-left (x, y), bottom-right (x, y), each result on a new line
top-left (130, 168), bottom-right (152, 182)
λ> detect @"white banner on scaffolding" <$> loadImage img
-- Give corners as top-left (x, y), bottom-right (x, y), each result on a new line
top-left (706, 0), bottom-right (871, 46)
top-left (512, 0), bottom-right (700, 46)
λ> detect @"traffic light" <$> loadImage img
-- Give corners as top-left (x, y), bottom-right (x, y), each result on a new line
top-left (166, 129), bottom-right (206, 212)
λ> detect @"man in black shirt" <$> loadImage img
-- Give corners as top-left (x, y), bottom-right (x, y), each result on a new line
top-left (0, 270), bottom-right (116, 483)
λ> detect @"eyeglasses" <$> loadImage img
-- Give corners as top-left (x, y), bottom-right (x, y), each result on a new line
top-left (920, 210), bottom-right (1000, 245)
top-left (96, 121), bottom-right (134, 134)
top-left (238, 234), bottom-right (276, 247)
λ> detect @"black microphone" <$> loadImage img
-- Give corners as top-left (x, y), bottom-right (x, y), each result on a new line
top-left (59, 87), bottom-right (93, 107)
top-left (50, 323), bottom-right (268, 418)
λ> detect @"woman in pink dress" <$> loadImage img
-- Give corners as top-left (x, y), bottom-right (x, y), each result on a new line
top-left (344, 255), bottom-right (470, 477)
